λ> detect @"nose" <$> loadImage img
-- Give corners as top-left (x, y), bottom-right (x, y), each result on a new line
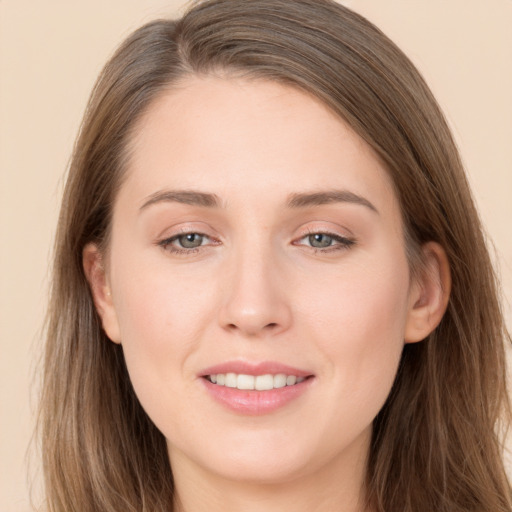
top-left (218, 243), bottom-right (292, 338)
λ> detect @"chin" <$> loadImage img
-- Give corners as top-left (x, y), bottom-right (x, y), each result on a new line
top-left (167, 425), bottom-right (322, 483)
top-left (205, 449), bottom-right (315, 485)
top-left (167, 422), bottom-right (369, 486)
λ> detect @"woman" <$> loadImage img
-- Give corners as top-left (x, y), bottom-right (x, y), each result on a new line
top-left (39, 0), bottom-right (512, 511)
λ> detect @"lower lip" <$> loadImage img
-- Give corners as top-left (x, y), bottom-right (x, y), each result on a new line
top-left (201, 377), bottom-right (313, 415)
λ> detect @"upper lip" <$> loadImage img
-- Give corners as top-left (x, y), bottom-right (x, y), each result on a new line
top-left (199, 360), bottom-right (313, 378)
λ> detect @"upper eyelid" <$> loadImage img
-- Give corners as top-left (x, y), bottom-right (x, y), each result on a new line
top-left (158, 225), bottom-right (216, 241)
top-left (160, 231), bottom-right (215, 245)
top-left (297, 231), bottom-right (350, 240)
top-left (168, 230), bottom-right (211, 239)
top-left (156, 217), bottom-right (356, 243)
top-left (295, 225), bottom-right (353, 239)
top-left (158, 226), bottom-right (352, 241)
top-left (293, 232), bottom-right (354, 246)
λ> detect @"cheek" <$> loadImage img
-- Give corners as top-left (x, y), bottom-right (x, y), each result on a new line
top-left (297, 253), bottom-right (410, 414)
top-left (109, 253), bottom-right (217, 403)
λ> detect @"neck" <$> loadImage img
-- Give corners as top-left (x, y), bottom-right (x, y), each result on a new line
top-left (170, 433), bottom-right (370, 512)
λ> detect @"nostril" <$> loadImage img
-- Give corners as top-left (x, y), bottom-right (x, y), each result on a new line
top-left (224, 321), bottom-right (279, 334)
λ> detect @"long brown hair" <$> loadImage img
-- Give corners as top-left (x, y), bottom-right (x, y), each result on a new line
top-left (39, 1), bottom-right (512, 510)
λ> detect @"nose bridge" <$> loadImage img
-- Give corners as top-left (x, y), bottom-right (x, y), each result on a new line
top-left (219, 234), bottom-right (291, 336)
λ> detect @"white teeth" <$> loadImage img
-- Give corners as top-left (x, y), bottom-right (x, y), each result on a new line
top-left (286, 375), bottom-right (297, 386)
top-left (207, 373), bottom-right (307, 390)
top-left (273, 373), bottom-right (287, 388)
top-left (225, 373), bottom-right (237, 388)
top-left (255, 374), bottom-right (274, 391)
top-left (237, 374), bottom-right (255, 390)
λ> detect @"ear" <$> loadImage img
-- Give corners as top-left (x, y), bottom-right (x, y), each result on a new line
top-left (83, 243), bottom-right (121, 344)
top-left (404, 241), bottom-right (451, 343)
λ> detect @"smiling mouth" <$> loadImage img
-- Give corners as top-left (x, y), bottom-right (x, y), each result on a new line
top-left (205, 373), bottom-right (309, 391)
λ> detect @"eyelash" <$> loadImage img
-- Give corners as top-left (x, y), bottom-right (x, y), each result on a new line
top-left (157, 230), bottom-right (356, 256)
top-left (157, 232), bottom-right (217, 255)
top-left (295, 230), bottom-right (356, 253)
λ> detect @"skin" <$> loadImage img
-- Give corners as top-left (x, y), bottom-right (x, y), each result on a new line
top-left (84, 76), bottom-right (450, 512)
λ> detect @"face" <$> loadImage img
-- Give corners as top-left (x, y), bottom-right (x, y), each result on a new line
top-left (92, 76), bottom-right (425, 486)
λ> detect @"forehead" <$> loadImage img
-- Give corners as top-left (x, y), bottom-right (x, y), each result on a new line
top-left (121, 75), bottom-right (397, 215)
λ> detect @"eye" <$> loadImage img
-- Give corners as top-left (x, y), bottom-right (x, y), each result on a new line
top-left (174, 233), bottom-right (206, 249)
top-left (158, 232), bottom-right (214, 254)
top-left (295, 231), bottom-right (355, 252)
top-left (307, 233), bottom-right (335, 248)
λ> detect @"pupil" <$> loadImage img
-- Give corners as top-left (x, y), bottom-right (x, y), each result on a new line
top-left (180, 233), bottom-right (202, 248)
top-left (309, 234), bottom-right (332, 248)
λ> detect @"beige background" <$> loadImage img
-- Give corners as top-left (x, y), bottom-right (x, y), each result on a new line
top-left (1, 1), bottom-right (511, 510)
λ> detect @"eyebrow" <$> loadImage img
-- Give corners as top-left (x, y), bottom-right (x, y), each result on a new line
top-left (139, 188), bottom-right (378, 214)
top-left (286, 190), bottom-right (379, 214)
top-left (140, 190), bottom-right (222, 210)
